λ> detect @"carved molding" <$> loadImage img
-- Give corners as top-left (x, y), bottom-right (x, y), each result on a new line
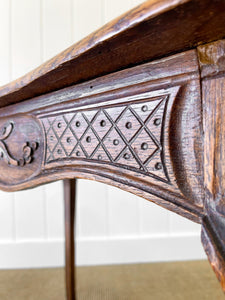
top-left (0, 115), bottom-right (43, 187)
top-left (0, 121), bottom-right (38, 166)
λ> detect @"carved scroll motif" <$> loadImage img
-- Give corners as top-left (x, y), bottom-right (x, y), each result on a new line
top-left (42, 95), bottom-right (170, 183)
top-left (0, 121), bottom-right (38, 167)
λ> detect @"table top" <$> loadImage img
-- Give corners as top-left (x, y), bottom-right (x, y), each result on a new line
top-left (0, 0), bottom-right (224, 108)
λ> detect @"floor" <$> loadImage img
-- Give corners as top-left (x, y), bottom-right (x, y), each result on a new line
top-left (0, 260), bottom-right (224, 299)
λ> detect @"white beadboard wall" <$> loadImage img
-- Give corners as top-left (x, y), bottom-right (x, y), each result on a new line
top-left (0, 0), bottom-right (206, 269)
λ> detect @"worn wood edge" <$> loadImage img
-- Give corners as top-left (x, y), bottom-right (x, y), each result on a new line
top-left (201, 218), bottom-right (225, 292)
top-left (0, 0), bottom-right (189, 104)
top-left (198, 39), bottom-right (225, 79)
top-left (1, 0), bottom-right (225, 107)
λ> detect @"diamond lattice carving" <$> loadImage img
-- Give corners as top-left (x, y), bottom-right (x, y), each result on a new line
top-left (41, 95), bottom-right (170, 182)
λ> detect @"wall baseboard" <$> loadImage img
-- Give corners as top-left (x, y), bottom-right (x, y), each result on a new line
top-left (0, 234), bottom-right (206, 269)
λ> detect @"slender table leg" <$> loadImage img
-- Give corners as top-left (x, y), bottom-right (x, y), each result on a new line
top-left (64, 179), bottom-right (76, 300)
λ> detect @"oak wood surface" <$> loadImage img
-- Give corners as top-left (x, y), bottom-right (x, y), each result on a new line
top-left (0, 0), bottom-right (225, 297)
top-left (0, 0), bottom-right (225, 107)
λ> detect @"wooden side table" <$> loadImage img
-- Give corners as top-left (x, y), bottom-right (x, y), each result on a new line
top-left (0, 0), bottom-right (225, 299)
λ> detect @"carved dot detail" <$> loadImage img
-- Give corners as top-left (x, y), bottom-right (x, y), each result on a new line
top-left (75, 121), bottom-right (80, 127)
top-left (76, 151), bottom-right (80, 157)
top-left (155, 162), bottom-right (162, 170)
top-left (67, 137), bottom-right (71, 143)
top-left (98, 155), bottom-right (102, 160)
top-left (141, 143), bottom-right (148, 150)
top-left (124, 153), bottom-right (130, 160)
top-left (50, 135), bottom-right (54, 141)
top-left (23, 146), bottom-right (31, 158)
top-left (100, 120), bottom-right (106, 127)
top-left (154, 118), bottom-right (161, 126)
top-left (31, 142), bottom-right (38, 150)
top-left (113, 139), bottom-right (119, 146)
top-left (57, 149), bottom-right (62, 154)
top-left (57, 122), bottom-right (62, 128)
top-left (86, 136), bottom-right (91, 143)
top-left (125, 122), bottom-right (132, 129)
top-left (142, 105), bottom-right (148, 112)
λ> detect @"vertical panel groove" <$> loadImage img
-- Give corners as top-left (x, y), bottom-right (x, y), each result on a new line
top-left (40, 0), bottom-right (44, 64)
